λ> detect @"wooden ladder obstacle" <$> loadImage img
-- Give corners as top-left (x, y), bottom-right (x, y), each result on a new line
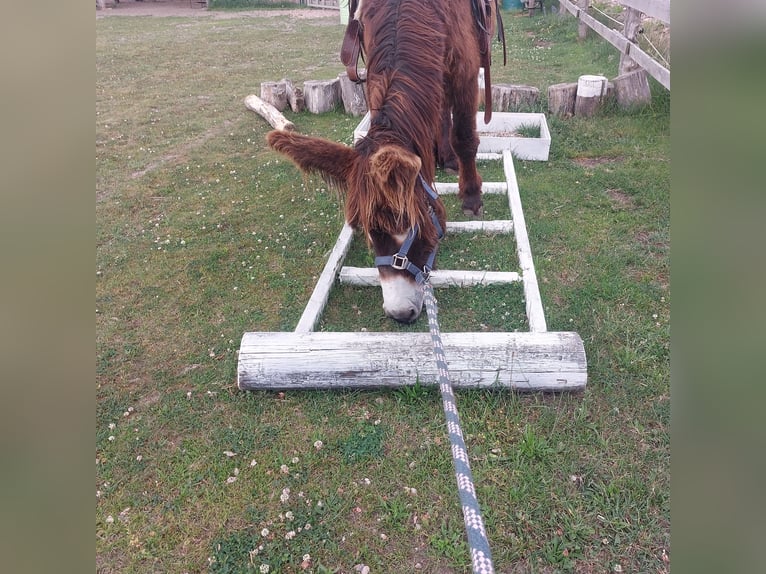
top-left (238, 146), bottom-right (587, 391)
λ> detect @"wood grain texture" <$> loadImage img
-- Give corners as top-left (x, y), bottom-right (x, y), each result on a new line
top-left (237, 331), bottom-right (587, 391)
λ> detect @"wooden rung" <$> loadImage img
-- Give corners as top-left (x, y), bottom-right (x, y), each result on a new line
top-left (237, 331), bottom-right (587, 391)
top-left (477, 152), bottom-right (503, 161)
top-left (339, 267), bottom-right (521, 287)
top-left (434, 181), bottom-right (507, 195)
top-left (447, 220), bottom-right (513, 234)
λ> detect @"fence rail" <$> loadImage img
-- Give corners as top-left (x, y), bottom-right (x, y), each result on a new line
top-left (558, 0), bottom-right (670, 89)
top-left (305, 0), bottom-right (340, 9)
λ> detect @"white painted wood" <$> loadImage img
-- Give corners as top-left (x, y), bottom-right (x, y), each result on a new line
top-left (434, 181), bottom-right (507, 195)
top-left (355, 112), bottom-right (551, 161)
top-left (294, 223), bottom-right (355, 333)
top-left (237, 331), bottom-right (587, 391)
top-left (339, 267), bottom-right (521, 287)
top-left (503, 150), bottom-right (547, 333)
top-left (476, 153), bottom-right (502, 161)
top-left (446, 220), bottom-right (513, 234)
top-left (244, 94), bottom-right (295, 132)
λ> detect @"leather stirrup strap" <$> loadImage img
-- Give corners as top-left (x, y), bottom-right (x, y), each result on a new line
top-left (340, 0), bottom-right (365, 83)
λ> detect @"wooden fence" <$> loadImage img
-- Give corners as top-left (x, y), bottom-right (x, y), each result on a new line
top-left (305, 0), bottom-right (340, 9)
top-left (557, 0), bottom-right (670, 89)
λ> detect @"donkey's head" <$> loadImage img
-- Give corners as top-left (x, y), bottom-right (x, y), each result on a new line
top-left (267, 130), bottom-right (445, 323)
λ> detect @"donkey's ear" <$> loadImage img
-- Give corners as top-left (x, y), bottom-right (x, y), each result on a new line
top-left (266, 130), bottom-right (357, 191)
top-left (369, 146), bottom-right (421, 198)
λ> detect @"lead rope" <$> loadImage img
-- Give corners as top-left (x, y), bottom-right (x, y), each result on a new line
top-left (423, 282), bottom-right (495, 574)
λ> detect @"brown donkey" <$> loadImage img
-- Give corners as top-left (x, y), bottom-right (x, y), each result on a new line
top-left (268, 0), bottom-right (497, 322)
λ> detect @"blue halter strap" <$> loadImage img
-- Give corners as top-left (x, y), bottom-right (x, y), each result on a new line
top-left (374, 174), bottom-right (444, 285)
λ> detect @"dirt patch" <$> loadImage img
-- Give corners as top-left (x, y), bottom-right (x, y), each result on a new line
top-left (607, 188), bottom-right (634, 209)
top-left (96, 1), bottom-right (339, 20)
top-left (572, 155), bottom-right (625, 168)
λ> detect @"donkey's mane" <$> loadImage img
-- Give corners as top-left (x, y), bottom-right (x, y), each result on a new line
top-left (361, 0), bottom-right (447, 184)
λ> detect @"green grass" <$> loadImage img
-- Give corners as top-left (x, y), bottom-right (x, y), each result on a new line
top-left (97, 7), bottom-right (669, 574)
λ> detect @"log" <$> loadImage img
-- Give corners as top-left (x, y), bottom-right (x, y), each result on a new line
top-left (574, 74), bottom-right (607, 117)
top-left (338, 72), bottom-right (368, 116)
top-left (260, 81), bottom-right (288, 112)
top-left (237, 331), bottom-right (587, 391)
top-left (303, 79), bottom-right (341, 114)
top-left (547, 82), bottom-right (578, 117)
top-left (244, 94), bottom-right (295, 131)
top-left (613, 68), bottom-right (651, 109)
top-left (491, 84), bottom-right (540, 112)
top-left (282, 78), bottom-right (304, 113)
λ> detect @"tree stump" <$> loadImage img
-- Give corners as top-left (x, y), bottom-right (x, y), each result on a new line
top-left (260, 81), bottom-right (288, 112)
top-left (574, 74), bottom-right (608, 117)
top-left (613, 69), bottom-right (651, 109)
top-left (303, 79), bottom-right (341, 114)
top-left (491, 84), bottom-right (540, 112)
top-left (338, 72), bottom-right (368, 116)
top-left (282, 78), bottom-right (304, 113)
top-left (547, 82), bottom-right (577, 118)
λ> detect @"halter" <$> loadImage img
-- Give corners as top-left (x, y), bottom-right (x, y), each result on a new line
top-left (374, 174), bottom-right (444, 285)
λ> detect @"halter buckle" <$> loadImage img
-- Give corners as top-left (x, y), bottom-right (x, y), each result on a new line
top-left (391, 253), bottom-right (409, 270)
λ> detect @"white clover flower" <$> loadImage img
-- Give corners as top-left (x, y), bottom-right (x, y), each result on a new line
top-left (303, 554), bottom-right (311, 562)
top-left (260, 528), bottom-right (269, 537)
top-left (260, 565), bottom-right (270, 574)
top-left (291, 456), bottom-right (299, 464)
top-left (280, 464), bottom-right (289, 474)
top-left (284, 530), bottom-right (295, 540)
top-left (285, 511), bottom-right (294, 521)
top-left (280, 487), bottom-right (290, 503)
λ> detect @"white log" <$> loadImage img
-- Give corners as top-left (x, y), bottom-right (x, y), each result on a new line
top-left (237, 331), bottom-right (587, 391)
top-left (303, 79), bottom-right (341, 114)
top-left (446, 220), bottom-right (513, 234)
top-left (547, 82), bottom-right (578, 118)
top-left (260, 81), bottom-right (288, 112)
top-left (338, 72), bottom-right (368, 116)
top-left (339, 267), bottom-right (521, 287)
top-left (574, 75), bottom-right (608, 118)
top-left (244, 94), bottom-right (295, 131)
top-left (503, 150), bottom-right (547, 332)
top-left (294, 223), bottom-right (355, 333)
top-left (434, 181), bottom-right (507, 195)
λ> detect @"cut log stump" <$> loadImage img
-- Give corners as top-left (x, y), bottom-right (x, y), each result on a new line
top-left (282, 78), bottom-right (305, 113)
top-left (547, 82), bottom-right (577, 118)
top-left (338, 72), bottom-right (367, 116)
top-left (491, 84), bottom-right (540, 112)
top-left (613, 69), bottom-right (651, 109)
top-left (574, 74), bottom-right (608, 117)
top-left (260, 81), bottom-right (288, 112)
top-left (303, 79), bottom-right (341, 114)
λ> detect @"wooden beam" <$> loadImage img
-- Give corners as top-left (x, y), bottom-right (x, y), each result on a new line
top-left (504, 150), bottom-right (547, 333)
top-left (339, 267), bottom-right (521, 287)
top-left (237, 331), bottom-right (587, 391)
top-left (446, 220), bottom-right (513, 234)
top-left (294, 223), bottom-right (355, 333)
top-left (244, 94), bottom-right (295, 131)
top-left (434, 181), bottom-right (507, 195)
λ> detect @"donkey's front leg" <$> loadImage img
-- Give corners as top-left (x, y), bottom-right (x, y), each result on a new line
top-left (450, 102), bottom-right (483, 217)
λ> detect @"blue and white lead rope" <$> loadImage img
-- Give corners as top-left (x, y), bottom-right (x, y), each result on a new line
top-left (423, 282), bottom-right (495, 574)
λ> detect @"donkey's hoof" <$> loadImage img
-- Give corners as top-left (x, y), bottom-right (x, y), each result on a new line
top-left (461, 198), bottom-right (484, 218)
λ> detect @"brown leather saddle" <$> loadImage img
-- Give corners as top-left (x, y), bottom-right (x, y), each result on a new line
top-left (340, 0), bottom-right (506, 123)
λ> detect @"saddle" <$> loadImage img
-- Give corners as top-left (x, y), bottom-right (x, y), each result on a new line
top-left (340, 0), bottom-right (507, 123)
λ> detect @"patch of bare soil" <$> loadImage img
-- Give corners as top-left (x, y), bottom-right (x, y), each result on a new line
top-left (572, 155), bottom-right (625, 168)
top-left (607, 188), bottom-right (634, 209)
top-left (96, 0), bottom-right (338, 20)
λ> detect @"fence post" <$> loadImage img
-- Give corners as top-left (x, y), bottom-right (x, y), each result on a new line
top-left (619, 7), bottom-right (643, 75)
top-left (577, 0), bottom-right (590, 40)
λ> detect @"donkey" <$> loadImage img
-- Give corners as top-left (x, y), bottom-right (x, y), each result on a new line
top-left (267, 0), bottom-right (497, 322)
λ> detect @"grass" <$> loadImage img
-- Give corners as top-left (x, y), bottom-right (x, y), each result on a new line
top-left (97, 7), bottom-right (669, 574)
